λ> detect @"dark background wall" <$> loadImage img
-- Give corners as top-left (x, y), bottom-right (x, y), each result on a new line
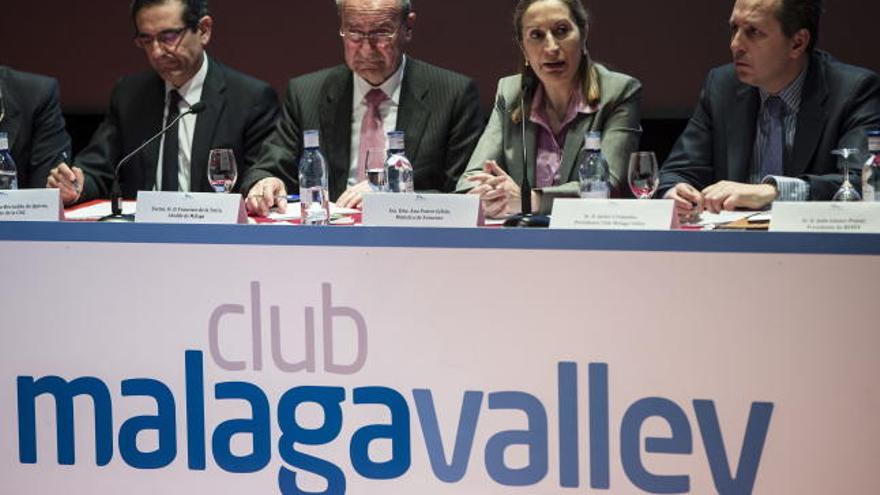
top-left (1, 0), bottom-right (877, 155)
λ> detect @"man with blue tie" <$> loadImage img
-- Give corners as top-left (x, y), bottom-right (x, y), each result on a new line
top-left (658, 0), bottom-right (880, 217)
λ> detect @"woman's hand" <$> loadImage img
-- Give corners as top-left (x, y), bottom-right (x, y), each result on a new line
top-left (466, 161), bottom-right (522, 218)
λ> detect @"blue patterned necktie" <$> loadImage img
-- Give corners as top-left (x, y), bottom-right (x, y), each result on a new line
top-left (760, 96), bottom-right (785, 177)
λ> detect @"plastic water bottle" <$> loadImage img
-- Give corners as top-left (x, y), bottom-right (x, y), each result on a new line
top-left (576, 131), bottom-right (610, 198)
top-left (862, 129), bottom-right (880, 202)
top-left (0, 132), bottom-right (18, 190)
top-left (298, 130), bottom-right (330, 225)
top-left (384, 131), bottom-right (414, 193)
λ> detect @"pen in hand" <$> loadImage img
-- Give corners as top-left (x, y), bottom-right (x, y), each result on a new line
top-left (58, 151), bottom-right (81, 194)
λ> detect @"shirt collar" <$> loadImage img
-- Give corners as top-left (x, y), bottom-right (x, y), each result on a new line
top-left (759, 61), bottom-right (808, 114)
top-left (353, 55), bottom-right (407, 107)
top-left (165, 53), bottom-right (210, 107)
top-left (529, 84), bottom-right (596, 131)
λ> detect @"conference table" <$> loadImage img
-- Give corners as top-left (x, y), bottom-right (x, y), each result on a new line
top-left (1, 217), bottom-right (878, 494)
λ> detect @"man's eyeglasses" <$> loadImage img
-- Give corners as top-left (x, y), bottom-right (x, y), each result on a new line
top-left (134, 27), bottom-right (189, 50)
top-left (339, 25), bottom-right (401, 46)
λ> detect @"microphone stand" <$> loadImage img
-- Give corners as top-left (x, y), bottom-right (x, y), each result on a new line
top-left (99, 102), bottom-right (206, 222)
top-left (504, 74), bottom-right (550, 228)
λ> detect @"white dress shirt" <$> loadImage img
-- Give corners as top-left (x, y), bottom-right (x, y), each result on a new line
top-left (348, 56), bottom-right (407, 185)
top-left (156, 54), bottom-right (209, 192)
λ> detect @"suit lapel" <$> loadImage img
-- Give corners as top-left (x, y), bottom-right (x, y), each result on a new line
top-left (139, 76), bottom-right (167, 191)
top-left (320, 67), bottom-right (354, 199)
top-left (191, 60), bottom-right (227, 193)
top-left (398, 60), bottom-right (429, 167)
top-left (559, 114), bottom-right (595, 183)
top-left (0, 72), bottom-right (22, 152)
top-left (726, 84), bottom-right (759, 183)
top-left (789, 60), bottom-right (827, 176)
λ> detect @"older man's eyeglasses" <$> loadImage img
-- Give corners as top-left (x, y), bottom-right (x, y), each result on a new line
top-left (134, 27), bottom-right (189, 50)
top-left (339, 25), bottom-right (401, 46)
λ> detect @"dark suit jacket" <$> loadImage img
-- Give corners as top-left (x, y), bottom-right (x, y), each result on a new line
top-left (240, 57), bottom-right (483, 201)
top-left (75, 58), bottom-right (279, 201)
top-left (0, 66), bottom-right (71, 188)
top-left (659, 50), bottom-right (880, 200)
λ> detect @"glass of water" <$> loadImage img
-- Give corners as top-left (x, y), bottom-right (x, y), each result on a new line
top-left (831, 148), bottom-right (862, 201)
top-left (364, 148), bottom-right (386, 192)
top-left (208, 149), bottom-right (237, 193)
top-left (628, 152), bottom-right (659, 199)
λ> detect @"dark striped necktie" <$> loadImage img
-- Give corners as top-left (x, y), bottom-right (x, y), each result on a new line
top-left (759, 96), bottom-right (785, 178)
top-left (161, 90), bottom-right (183, 192)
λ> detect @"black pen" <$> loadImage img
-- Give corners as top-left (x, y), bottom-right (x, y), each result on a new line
top-left (58, 151), bottom-right (80, 193)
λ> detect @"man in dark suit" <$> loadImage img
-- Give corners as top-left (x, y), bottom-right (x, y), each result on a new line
top-left (658, 0), bottom-right (880, 218)
top-left (242, 0), bottom-right (482, 215)
top-left (0, 66), bottom-right (71, 188)
top-left (48, 0), bottom-right (278, 205)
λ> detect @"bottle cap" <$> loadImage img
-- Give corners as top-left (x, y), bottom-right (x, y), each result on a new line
top-left (867, 130), bottom-right (880, 152)
top-left (303, 130), bottom-right (320, 149)
top-left (387, 131), bottom-right (405, 151)
top-left (584, 131), bottom-right (601, 150)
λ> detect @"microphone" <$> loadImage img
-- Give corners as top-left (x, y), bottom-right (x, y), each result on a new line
top-left (100, 101), bottom-right (207, 222)
top-left (504, 73), bottom-right (549, 227)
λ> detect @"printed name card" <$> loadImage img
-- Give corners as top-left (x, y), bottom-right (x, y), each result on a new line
top-left (0, 189), bottom-right (62, 222)
top-left (362, 193), bottom-right (482, 228)
top-left (136, 191), bottom-right (246, 224)
top-left (770, 202), bottom-right (880, 234)
top-left (550, 199), bottom-right (675, 230)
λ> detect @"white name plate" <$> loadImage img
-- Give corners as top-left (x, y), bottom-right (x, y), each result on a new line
top-left (550, 198), bottom-right (675, 231)
top-left (136, 191), bottom-right (245, 224)
top-left (362, 193), bottom-right (482, 228)
top-left (0, 189), bottom-right (62, 222)
top-left (770, 202), bottom-right (880, 234)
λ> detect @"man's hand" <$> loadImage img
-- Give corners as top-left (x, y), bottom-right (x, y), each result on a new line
top-left (47, 163), bottom-right (84, 206)
top-left (701, 181), bottom-right (777, 213)
top-left (664, 183), bottom-right (704, 222)
top-left (336, 181), bottom-right (372, 209)
top-left (245, 177), bottom-right (287, 217)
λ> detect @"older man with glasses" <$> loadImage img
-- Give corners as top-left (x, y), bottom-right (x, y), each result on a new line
top-left (241, 0), bottom-right (483, 215)
top-left (49, 0), bottom-right (279, 206)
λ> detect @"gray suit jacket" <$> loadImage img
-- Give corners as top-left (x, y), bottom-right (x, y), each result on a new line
top-left (240, 58), bottom-right (483, 201)
top-left (74, 59), bottom-right (279, 201)
top-left (456, 64), bottom-right (642, 213)
top-left (658, 50), bottom-right (880, 200)
top-left (0, 66), bottom-right (71, 188)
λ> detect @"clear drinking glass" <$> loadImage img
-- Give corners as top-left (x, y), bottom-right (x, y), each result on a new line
top-left (628, 151), bottom-right (659, 199)
top-left (208, 149), bottom-right (237, 193)
top-left (831, 148), bottom-right (862, 201)
top-left (364, 148), bottom-right (386, 192)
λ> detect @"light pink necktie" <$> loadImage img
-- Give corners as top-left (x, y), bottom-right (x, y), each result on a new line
top-left (356, 88), bottom-right (389, 181)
